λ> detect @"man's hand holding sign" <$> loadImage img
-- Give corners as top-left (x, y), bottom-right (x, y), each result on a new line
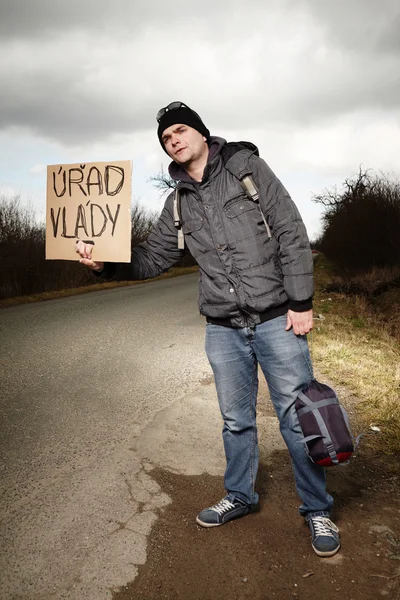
top-left (75, 240), bottom-right (104, 272)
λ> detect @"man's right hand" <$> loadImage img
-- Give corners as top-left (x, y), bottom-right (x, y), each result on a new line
top-left (75, 240), bottom-right (104, 272)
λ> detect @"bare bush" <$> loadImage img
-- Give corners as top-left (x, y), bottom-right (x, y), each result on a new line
top-left (0, 195), bottom-right (47, 297)
top-left (313, 168), bottom-right (400, 272)
top-left (0, 196), bottom-right (159, 299)
top-left (115, 200), bottom-right (160, 280)
top-left (131, 200), bottom-right (159, 247)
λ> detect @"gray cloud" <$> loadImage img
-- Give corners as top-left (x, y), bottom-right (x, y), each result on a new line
top-left (304, 0), bottom-right (400, 56)
top-left (0, 0), bottom-right (399, 145)
top-left (0, 0), bottom-right (234, 39)
top-left (2, 0), bottom-right (398, 50)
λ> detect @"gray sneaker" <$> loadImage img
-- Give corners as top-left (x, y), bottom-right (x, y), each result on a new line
top-left (196, 496), bottom-right (251, 528)
top-left (308, 516), bottom-right (341, 557)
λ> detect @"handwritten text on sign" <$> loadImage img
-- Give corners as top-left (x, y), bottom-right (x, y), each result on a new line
top-left (46, 160), bottom-right (132, 262)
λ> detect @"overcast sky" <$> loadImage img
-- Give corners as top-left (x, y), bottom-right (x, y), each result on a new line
top-left (0, 0), bottom-right (399, 239)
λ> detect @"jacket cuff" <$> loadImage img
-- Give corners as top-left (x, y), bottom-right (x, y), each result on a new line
top-left (92, 262), bottom-right (116, 280)
top-left (288, 298), bottom-right (313, 312)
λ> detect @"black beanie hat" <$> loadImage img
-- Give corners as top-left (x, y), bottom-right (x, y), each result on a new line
top-left (157, 105), bottom-right (210, 152)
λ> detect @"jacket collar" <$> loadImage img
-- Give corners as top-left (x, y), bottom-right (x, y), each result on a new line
top-left (168, 136), bottom-right (226, 186)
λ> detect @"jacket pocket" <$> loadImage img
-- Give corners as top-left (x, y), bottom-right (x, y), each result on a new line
top-left (181, 217), bottom-right (204, 234)
top-left (181, 217), bottom-right (212, 256)
top-left (223, 195), bottom-right (257, 218)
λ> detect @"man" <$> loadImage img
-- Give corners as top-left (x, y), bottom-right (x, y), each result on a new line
top-left (76, 101), bottom-right (340, 557)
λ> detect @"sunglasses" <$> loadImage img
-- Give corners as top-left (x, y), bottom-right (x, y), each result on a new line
top-left (156, 101), bottom-right (201, 123)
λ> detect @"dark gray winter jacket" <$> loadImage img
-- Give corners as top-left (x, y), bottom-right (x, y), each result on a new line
top-left (106, 137), bottom-right (313, 327)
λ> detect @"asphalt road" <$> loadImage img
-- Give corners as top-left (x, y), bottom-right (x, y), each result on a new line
top-left (0, 273), bottom-right (286, 600)
top-left (0, 275), bottom-right (219, 599)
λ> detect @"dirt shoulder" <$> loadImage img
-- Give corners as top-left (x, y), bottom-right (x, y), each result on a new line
top-left (113, 450), bottom-right (399, 600)
top-left (113, 381), bottom-right (400, 600)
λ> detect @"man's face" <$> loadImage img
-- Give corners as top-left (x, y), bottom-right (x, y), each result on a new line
top-left (161, 124), bottom-right (208, 165)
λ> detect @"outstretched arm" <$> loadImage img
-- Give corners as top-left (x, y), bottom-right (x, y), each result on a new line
top-left (76, 193), bottom-right (185, 280)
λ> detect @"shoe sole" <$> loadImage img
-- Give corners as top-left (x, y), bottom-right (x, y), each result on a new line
top-left (312, 543), bottom-right (341, 558)
top-left (196, 516), bottom-right (225, 528)
top-left (196, 508), bottom-right (251, 528)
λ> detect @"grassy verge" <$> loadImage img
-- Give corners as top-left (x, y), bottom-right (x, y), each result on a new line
top-left (312, 255), bottom-right (400, 454)
top-left (0, 266), bottom-right (199, 308)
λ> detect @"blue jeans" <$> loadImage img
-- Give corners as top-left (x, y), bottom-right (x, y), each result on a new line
top-left (205, 316), bottom-right (333, 518)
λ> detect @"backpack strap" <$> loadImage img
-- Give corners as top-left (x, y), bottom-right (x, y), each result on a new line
top-left (296, 397), bottom-right (338, 416)
top-left (239, 175), bottom-right (272, 239)
top-left (173, 188), bottom-right (185, 250)
top-left (339, 405), bottom-right (363, 450)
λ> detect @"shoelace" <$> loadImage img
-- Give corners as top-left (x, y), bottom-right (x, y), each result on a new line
top-left (212, 498), bottom-right (235, 515)
top-left (311, 517), bottom-right (339, 537)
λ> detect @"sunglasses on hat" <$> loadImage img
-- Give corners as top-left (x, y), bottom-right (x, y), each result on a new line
top-left (156, 101), bottom-right (202, 123)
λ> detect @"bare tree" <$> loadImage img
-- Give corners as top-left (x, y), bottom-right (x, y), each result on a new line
top-left (148, 165), bottom-right (177, 196)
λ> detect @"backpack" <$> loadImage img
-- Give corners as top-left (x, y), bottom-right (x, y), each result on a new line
top-left (295, 379), bottom-right (358, 467)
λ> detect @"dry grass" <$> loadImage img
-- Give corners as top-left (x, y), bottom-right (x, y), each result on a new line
top-left (0, 266), bottom-right (199, 308)
top-left (323, 262), bottom-right (400, 338)
top-left (313, 256), bottom-right (400, 454)
top-left (347, 264), bottom-right (400, 288)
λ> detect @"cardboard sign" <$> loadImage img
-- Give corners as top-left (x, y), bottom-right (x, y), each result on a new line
top-left (46, 160), bottom-right (132, 262)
